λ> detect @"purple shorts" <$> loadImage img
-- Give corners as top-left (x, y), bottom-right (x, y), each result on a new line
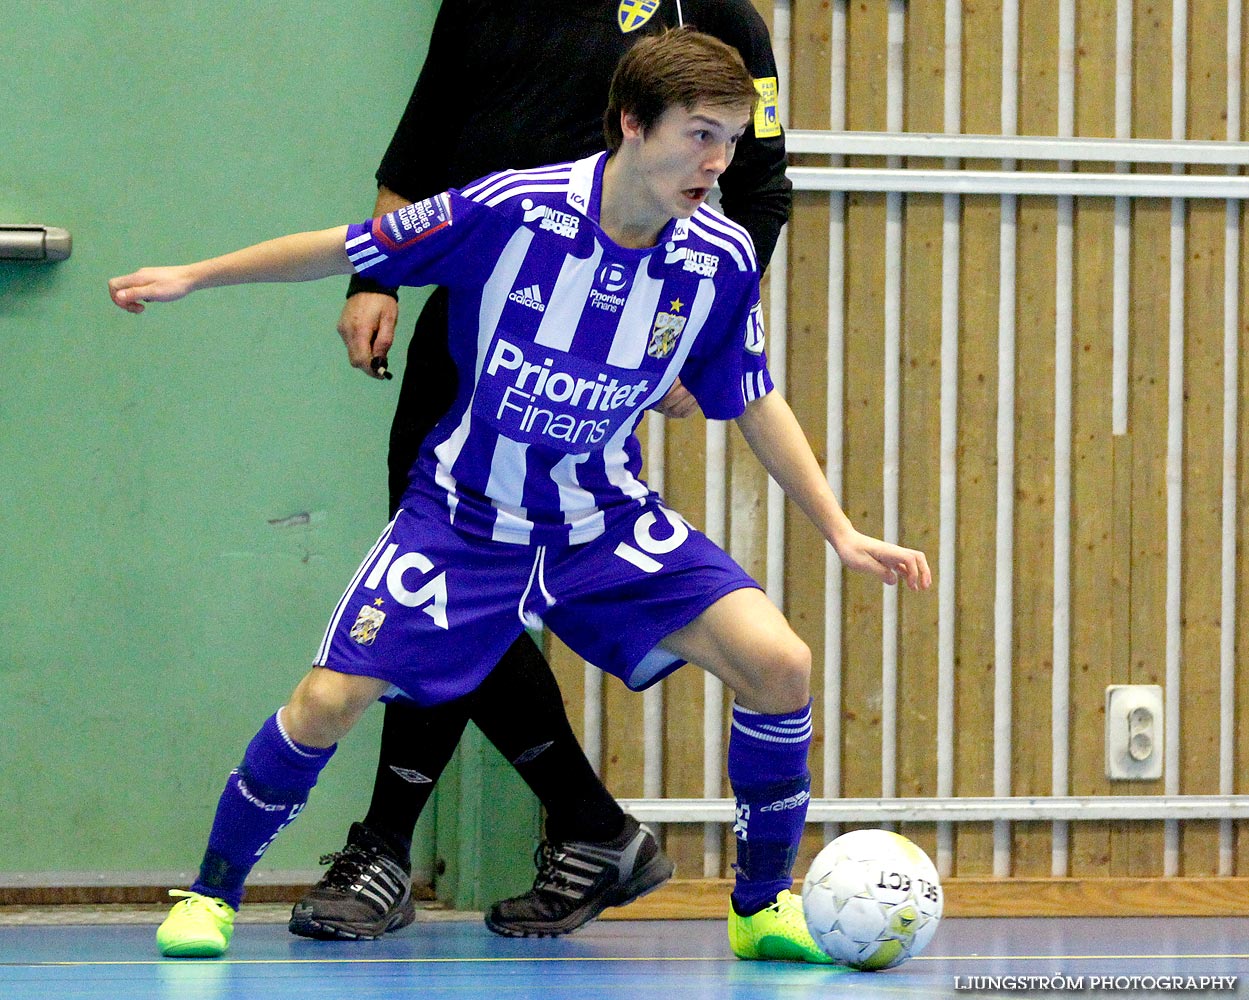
top-left (315, 498), bottom-right (758, 706)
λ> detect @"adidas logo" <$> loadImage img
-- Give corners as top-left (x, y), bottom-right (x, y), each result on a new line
top-left (508, 283), bottom-right (546, 312)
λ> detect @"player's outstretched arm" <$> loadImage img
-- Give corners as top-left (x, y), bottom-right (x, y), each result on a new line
top-left (108, 226), bottom-right (353, 313)
top-left (735, 391), bottom-right (932, 592)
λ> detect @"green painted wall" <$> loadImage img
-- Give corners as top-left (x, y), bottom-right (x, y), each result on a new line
top-left (1, 2), bottom-right (537, 900)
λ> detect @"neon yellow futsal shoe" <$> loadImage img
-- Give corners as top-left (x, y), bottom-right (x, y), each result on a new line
top-left (728, 889), bottom-right (836, 964)
top-left (156, 890), bottom-right (236, 957)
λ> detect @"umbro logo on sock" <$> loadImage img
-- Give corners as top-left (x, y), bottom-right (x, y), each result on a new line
top-left (508, 283), bottom-right (546, 312)
top-left (389, 766), bottom-right (433, 784)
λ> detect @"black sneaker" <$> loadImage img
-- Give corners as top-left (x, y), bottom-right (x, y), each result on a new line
top-left (484, 815), bottom-right (675, 938)
top-left (288, 822), bottom-right (416, 940)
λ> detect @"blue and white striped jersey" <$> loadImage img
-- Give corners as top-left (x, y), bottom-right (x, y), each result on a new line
top-left (346, 152), bottom-right (773, 546)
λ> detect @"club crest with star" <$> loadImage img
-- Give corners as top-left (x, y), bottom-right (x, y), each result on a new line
top-left (647, 297), bottom-right (687, 359)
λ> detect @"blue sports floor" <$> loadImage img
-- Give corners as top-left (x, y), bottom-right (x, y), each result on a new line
top-left (3, 915), bottom-right (1246, 999)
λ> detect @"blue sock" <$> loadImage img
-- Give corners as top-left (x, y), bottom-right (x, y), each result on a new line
top-left (191, 711), bottom-right (335, 910)
top-left (727, 699), bottom-right (813, 916)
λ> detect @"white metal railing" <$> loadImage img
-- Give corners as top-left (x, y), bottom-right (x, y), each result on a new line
top-left (785, 130), bottom-right (1249, 164)
top-left (618, 796), bottom-right (1249, 824)
top-left (786, 168), bottom-right (1249, 198)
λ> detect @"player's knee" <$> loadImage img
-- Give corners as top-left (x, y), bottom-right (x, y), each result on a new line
top-left (285, 672), bottom-right (369, 746)
top-left (735, 633), bottom-right (810, 713)
top-left (770, 634), bottom-right (812, 709)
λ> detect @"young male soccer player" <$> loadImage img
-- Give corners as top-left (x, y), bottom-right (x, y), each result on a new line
top-left (305, 0), bottom-right (789, 944)
top-left (109, 29), bottom-right (931, 961)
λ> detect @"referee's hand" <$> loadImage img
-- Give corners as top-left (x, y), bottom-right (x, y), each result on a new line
top-left (652, 378), bottom-right (699, 418)
top-left (338, 290), bottom-right (398, 379)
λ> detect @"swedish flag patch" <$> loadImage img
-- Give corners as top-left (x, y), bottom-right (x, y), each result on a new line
top-left (618, 0), bottom-right (660, 33)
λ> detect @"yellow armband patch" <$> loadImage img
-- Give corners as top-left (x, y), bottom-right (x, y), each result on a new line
top-left (753, 77), bottom-right (782, 138)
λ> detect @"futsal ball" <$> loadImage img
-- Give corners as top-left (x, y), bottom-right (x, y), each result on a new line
top-left (801, 829), bottom-right (943, 970)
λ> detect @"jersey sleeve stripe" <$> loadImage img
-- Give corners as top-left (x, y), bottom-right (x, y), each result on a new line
top-left (353, 253), bottom-right (390, 272)
top-left (691, 209), bottom-right (758, 270)
top-left (688, 218), bottom-right (754, 273)
top-left (482, 180), bottom-right (572, 208)
top-left (462, 164), bottom-right (574, 202)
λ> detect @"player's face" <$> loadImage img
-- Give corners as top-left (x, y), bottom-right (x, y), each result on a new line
top-left (634, 101), bottom-right (752, 221)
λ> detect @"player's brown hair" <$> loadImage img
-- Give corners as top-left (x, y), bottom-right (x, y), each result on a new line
top-left (603, 28), bottom-right (758, 153)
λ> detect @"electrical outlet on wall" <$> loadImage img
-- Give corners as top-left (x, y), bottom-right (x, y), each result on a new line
top-left (1105, 684), bottom-right (1163, 781)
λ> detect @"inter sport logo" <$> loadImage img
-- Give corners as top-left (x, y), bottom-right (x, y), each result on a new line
top-left (521, 199), bottom-right (580, 239)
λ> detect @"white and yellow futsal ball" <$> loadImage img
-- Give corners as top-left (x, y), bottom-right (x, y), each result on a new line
top-left (801, 829), bottom-right (943, 970)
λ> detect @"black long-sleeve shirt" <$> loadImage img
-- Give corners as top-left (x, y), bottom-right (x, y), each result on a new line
top-left (376, 0), bottom-right (790, 268)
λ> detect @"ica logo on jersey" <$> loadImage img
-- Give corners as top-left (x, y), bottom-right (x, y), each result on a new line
top-left (359, 544), bottom-right (450, 630)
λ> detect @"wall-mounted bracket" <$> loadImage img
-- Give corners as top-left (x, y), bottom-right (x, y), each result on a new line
top-left (0, 225), bottom-right (71, 261)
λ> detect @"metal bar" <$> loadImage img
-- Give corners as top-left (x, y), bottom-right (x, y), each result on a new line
top-left (822, 0), bottom-right (849, 850)
top-left (1050, 0), bottom-right (1076, 880)
top-left (583, 662), bottom-right (603, 775)
top-left (939, 0), bottom-right (963, 877)
top-left (617, 796), bottom-right (1249, 824)
top-left (992, 188), bottom-right (1017, 872)
top-left (1111, 0), bottom-right (1134, 436)
top-left (989, 0), bottom-right (1020, 885)
top-left (786, 167), bottom-right (1249, 198)
top-left (878, 0), bottom-right (905, 813)
top-left (984, 0), bottom-right (1021, 885)
top-left (785, 130), bottom-right (1249, 165)
top-left (1219, 0), bottom-right (1243, 878)
top-left (643, 684), bottom-right (663, 798)
top-left (1219, 190), bottom-right (1240, 875)
top-left (1163, 0), bottom-right (1188, 879)
top-left (703, 419), bottom-right (728, 877)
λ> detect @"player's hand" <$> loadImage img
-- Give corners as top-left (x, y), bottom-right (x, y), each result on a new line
top-left (108, 267), bottom-right (196, 313)
top-left (338, 291), bottom-right (399, 379)
top-left (652, 378), bottom-right (699, 418)
top-left (834, 528), bottom-right (932, 592)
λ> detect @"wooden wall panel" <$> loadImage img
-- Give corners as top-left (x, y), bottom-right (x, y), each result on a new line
top-left (1115, 0), bottom-right (1175, 882)
top-left (838, 0), bottom-right (890, 815)
top-left (950, 189), bottom-right (1001, 851)
top-left (949, 0), bottom-right (1006, 877)
top-left (1177, 0), bottom-right (1236, 876)
top-left (1006, 0), bottom-right (1060, 881)
top-left (767, 0), bottom-right (831, 876)
top-left (893, 0), bottom-right (945, 869)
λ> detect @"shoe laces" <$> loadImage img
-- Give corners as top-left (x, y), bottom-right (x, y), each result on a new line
top-left (766, 890), bottom-right (809, 931)
top-left (316, 843), bottom-right (377, 890)
top-left (168, 889), bottom-right (232, 917)
top-left (530, 842), bottom-right (581, 897)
